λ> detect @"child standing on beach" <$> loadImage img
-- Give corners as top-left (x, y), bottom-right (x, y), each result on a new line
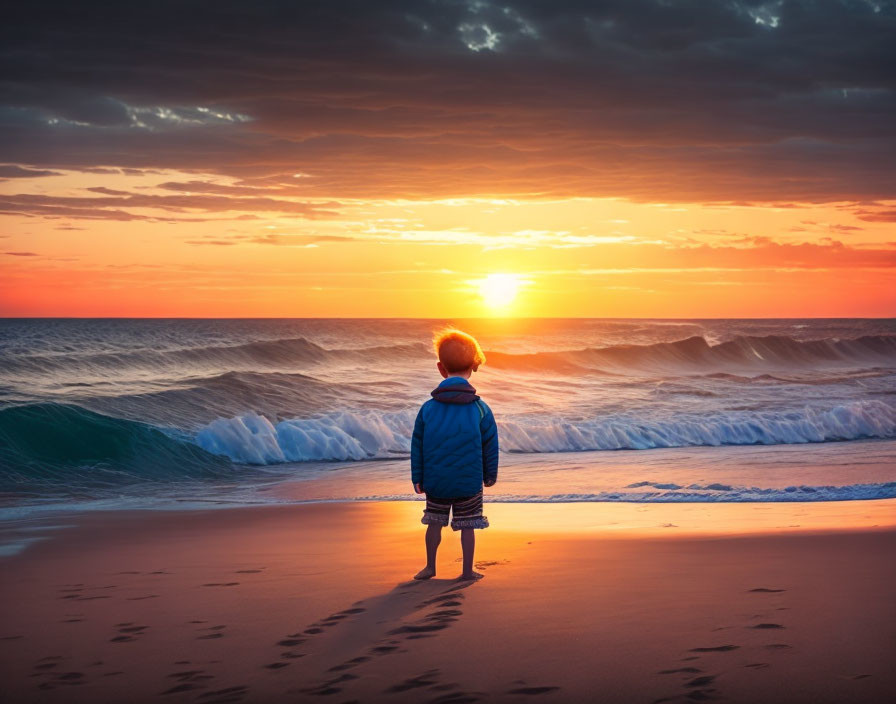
top-left (411, 329), bottom-right (499, 581)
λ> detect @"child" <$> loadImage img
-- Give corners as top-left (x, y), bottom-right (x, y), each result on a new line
top-left (411, 328), bottom-right (499, 581)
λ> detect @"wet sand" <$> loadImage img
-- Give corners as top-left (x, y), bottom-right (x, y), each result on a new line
top-left (1, 500), bottom-right (895, 703)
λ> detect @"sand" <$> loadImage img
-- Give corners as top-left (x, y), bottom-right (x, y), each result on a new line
top-left (1, 500), bottom-right (895, 703)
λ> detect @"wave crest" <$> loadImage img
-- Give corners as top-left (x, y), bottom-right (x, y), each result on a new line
top-left (486, 334), bottom-right (896, 374)
top-left (193, 400), bottom-right (896, 464)
top-left (0, 404), bottom-right (233, 489)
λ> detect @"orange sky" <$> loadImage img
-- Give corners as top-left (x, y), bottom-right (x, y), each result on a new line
top-left (2, 168), bottom-right (893, 317)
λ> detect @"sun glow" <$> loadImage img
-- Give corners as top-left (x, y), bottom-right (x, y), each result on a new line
top-left (475, 273), bottom-right (526, 310)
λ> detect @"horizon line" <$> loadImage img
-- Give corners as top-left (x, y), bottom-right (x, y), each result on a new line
top-left (2, 316), bottom-right (894, 322)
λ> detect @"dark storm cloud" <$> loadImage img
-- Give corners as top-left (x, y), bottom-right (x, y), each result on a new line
top-left (1, 0), bottom-right (894, 202)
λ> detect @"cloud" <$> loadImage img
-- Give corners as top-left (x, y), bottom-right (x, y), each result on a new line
top-left (185, 233), bottom-right (356, 247)
top-left (853, 209), bottom-right (896, 222)
top-left (0, 164), bottom-right (62, 178)
top-left (0, 191), bottom-right (340, 222)
top-left (0, 1), bottom-right (893, 202)
top-left (4, 251), bottom-right (39, 256)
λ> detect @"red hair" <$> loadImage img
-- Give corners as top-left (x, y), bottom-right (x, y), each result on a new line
top-left (432, 328), bottom-right (486, 373)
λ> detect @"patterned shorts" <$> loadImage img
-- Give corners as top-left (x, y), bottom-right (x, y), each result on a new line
top-left (421, 491), bottom-right (489, 531)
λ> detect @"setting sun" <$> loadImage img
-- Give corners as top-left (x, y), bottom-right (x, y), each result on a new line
top-left (475, 273), bottom-right (526, 310)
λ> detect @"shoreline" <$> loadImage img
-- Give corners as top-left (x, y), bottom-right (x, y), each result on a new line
top-left (3, 497), bottom-right (896, 544)
top-left (1, 501), bottom-right (895, 702)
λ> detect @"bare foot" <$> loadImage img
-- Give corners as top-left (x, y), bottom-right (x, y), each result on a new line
top-left (414, 566), bottom-right (436, 580)
top-left (458, 571), bottom-right (484, 581)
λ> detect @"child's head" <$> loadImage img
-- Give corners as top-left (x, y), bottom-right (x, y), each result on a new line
top-left (432, 328), bottom-right (486, 378)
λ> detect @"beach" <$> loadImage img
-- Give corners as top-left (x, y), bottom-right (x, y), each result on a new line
top-left (2, 500), bottom-right (895, 704)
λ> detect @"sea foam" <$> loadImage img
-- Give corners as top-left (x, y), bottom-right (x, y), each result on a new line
top-left (196, 410), bottom-right (415, 463)
top-left (194, 400), bottom-right (896, 464)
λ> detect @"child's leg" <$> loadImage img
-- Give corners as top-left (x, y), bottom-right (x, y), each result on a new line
top-left (414, 523), bottom-right (442, 580)
top-left (459, 528), bottom-right (483, 580)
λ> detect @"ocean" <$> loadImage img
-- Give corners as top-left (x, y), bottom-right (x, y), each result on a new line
top-left (1, 318), bottom-right (895, 516)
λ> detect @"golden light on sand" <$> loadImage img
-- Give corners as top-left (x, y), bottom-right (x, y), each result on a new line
top-left (474, 273), bottom-right (527, 310)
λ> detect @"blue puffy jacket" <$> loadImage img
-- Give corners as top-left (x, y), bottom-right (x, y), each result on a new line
top-left (410, 377), bottom-right (499, 498)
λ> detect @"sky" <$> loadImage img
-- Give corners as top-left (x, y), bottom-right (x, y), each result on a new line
top-left (1, 0), bottom-right (894, 318)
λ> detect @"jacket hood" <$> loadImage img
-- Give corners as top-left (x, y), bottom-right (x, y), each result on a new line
top-left (431, 377), bottom-right (480, 404)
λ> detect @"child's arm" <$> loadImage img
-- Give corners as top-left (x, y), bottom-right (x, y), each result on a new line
top-left (480, 404), bottom-right (499, 487)
top-left (411, 407), bottom-right (425, 493)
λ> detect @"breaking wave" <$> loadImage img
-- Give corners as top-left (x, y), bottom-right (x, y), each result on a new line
top-left (194, 399), bottom-right (896, 464)
top-left (3, 398), bottom-right (894, 490)
top-left (486, 334), bottom-right (896, 374)
top-left (3, 337), bottom-right (427, 375)
top-left (6, 334), bottom-right (894, 378)
top-left (0, 404), bottom-right (233, 489)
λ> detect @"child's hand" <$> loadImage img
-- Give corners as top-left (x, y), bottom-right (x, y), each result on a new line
top-left (414, 483), bottom-right (424, 494)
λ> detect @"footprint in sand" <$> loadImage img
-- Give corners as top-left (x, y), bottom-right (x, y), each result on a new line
top-left (420, 592), bottom-right (466, 608)
top-left (198, 625), bottom-right (227, 640)
top-left (109, 623), bottom-right (149, 643)
top-left (385, 669), bottom-right (441, 693)
top-left (110, 623), bottom-right (148, 643)
top-left (689, 645), bottom-right (739, 653)
top-left (118, 625), bottom-right (148, 633)
top-left (291, 673), bottom-right (358, 696)
top-left (328, 656), bottom-right (371, 672)
top-left (428, 693), bottom-right (481, 704)
top-left (198, 685), bottom-right (249, 703)
top-left (507, 686), bottom-right (561, 695)
top-left (371, 644), bottom-right (400, 654)
top-left (36, 671), bottom-right (86, 690)
top-left (162, 669), bottom-right (214, 694)
top-left (748, 588), bottom-right (786, 593)
top-left (277, 637), bottom-right (306, 647)
top-left (749, 623), bottom-right (785, 629)
top-left (162, 684), bottom-right (200, 695)
top-left (685, 675), bottom-right (717, 688)
top-left (388, 622), bottom-right (452, 636)
top-left (272, 606), bottom-right (367, 657)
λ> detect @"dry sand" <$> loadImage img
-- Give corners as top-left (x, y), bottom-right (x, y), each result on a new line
top-left (1, 500), bottom-right (895, 703)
